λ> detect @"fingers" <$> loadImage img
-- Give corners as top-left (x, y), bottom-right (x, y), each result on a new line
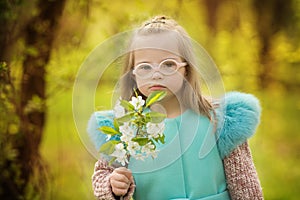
top-left (110, 167), bottom-right (133, 196)
top-left (114, 167), bottom-right (133, 180)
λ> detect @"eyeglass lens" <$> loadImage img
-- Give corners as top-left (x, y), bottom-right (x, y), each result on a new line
top-left (135, 60), bottom-right (178, 77)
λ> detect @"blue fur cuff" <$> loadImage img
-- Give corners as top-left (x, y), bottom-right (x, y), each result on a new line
top-left (87, 110), bottom-right (114, 151)
top-left (216, 92), bottom-right (261, 159)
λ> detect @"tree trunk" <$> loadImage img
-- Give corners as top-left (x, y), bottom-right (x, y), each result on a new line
top-left (18, 0), bottom-right (66, 196)
top-left (252, 0), bottom-right (293, 89)
top-left (202, 0), bottom-right (224, 35)
top-left (0, 0), bottom-right (66, 198)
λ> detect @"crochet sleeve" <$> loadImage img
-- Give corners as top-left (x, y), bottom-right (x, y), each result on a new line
top-left (216, 92), bottom-right (261, 158)
top-left (92, 159), bottom-right (135, 200)
top-left (223, 142), bottom-right (263, 200)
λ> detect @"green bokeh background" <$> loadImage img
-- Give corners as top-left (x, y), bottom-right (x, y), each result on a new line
top-left (5, 0), bottom-right (300, 199)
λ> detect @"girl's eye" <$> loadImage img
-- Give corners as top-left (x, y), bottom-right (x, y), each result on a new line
top-left (161, 61), bottom-right (176, 68)
top-left (139, 64), bottom-right (152, 70)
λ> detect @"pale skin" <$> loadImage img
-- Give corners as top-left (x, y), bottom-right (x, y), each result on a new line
top-left (134, 48), bottom-right (187, 118)
top-left (110, 33), bottom-right (187, 196)
top-left (110, 167), bottom-right (134, 196)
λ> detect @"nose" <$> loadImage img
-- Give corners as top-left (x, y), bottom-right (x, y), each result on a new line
top-left (152, 70), bottom-right (163, 79)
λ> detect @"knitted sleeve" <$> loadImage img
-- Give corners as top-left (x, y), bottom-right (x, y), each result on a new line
top-left (92, 159), bottom-right (135, 200)
top-left (223, 142), bottom-right (263, 200)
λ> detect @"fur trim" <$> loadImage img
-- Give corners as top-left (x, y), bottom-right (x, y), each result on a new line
top-left (87, 110), bottom-right (114, 150)
top-left (216, 92), bottom-right (261, 159)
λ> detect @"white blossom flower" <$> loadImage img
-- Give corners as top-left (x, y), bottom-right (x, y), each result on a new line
top-left (141, 142), bottom-right (155, 154)
top-left (148, 149), bottom-right (159, 158)
top-left (119, 122), bottom-right (135, 142)
top-left (111, 143), bottom-right (128, 166)
top-left (146, 122), bottom-right (165, 139)
top-left (129, 96), bottom-right (145, 110)
top-left (114, 100), bottom-right (125, 118)
top-left (127, 141), bottom-right (141, 156)
top-left (133, 153), bottom-right (146, 161)
top-left (99, 92), bottom-right (167, 166)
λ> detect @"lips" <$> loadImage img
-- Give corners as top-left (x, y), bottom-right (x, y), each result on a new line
top-left (149, 84), bottom-right (166, 91)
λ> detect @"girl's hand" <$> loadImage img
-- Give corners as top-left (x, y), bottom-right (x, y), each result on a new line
top-left (110, 167), bottom-right (133, 196)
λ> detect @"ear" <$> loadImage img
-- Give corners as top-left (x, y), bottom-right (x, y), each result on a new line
top-left (131, 72), bottom-right (136, 81)
top-left (184, 65), bottom-right (189, 77)
top-left (184, 68), bottom-right (188, 77)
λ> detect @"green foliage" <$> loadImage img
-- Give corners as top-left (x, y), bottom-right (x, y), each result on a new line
top-left (120, 100), bottom-right (135, 111)
top-left (98, 126), bottom-right (119, 135)
top-left (0, 62), bottom-right (7, 71)
top-left (145, 91), bottom-right (167, 108)
top-left (144, 112), bottom-right (166, 123)
top-left (0, 62), bottom-right (22, 199)
top-left (116, 112), bottom-right (134, 123)
top-left (132, 137), bottom-right (150, 146)
top-left (99, 140), bottom-right (120, 155)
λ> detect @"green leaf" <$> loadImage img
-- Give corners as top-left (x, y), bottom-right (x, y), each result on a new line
top-left (145, 91), bottom-right (166, 107)
top-left (158, 134), bottom-right (165, 144)
top-left (132, 137), bottom-right (149, 146)
top-left (99, 140), bottom-right (120, 155)
top-left (145, 112), bottom-right (166, 123)
top-left (154, 135), bottom-right (165, 144)
top-left (120, 99), bottom-right (135, 111)
top-left (99, 126), bottom-right (120, 135)
top-left (113, 118), bottom-right (120, 131)
top-left (116, 112), bottom-right (134, 123)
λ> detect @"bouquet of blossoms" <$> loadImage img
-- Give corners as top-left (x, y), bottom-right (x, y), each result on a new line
top-left (99, 91), bottom-right (167, 166)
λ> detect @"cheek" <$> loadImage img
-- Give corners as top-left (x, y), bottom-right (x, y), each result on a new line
top-left (136, 78), bottom-right (150, 96)
top-left (165, 75), bottom-right (185, 94)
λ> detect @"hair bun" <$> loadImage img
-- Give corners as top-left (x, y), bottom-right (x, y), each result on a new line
top-left (153, 15), bottom-right (167, 21)
top-left (144, 15), bottom-right (168, 27)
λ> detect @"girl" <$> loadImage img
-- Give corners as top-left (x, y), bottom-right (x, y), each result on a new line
top-left (88, 16), bottom-right (263, 200)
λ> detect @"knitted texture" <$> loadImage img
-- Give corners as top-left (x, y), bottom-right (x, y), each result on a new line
top-left (224, 142), bottom-right (263, 200)
top-left (92, 159), bottom-right (135, 200)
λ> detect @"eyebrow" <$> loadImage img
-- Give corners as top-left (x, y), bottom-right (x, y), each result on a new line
top-left (135, 57), bottom-right (180, 65)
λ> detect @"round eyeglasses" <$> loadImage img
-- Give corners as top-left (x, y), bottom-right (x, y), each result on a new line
top-left (132, 59), bottom-right (187, 79)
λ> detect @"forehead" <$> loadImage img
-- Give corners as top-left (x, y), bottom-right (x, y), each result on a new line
top-left (134, 49), bottom-right (180, 64)
top-left (131, 31), bottom-right (181, 58)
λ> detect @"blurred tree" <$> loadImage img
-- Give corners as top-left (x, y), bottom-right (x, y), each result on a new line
top-left (252, 0), bottom-right (294, 89)
top-left (202, 0), bottom-right (224, 35)
top-left (0, 0), bottom-right (66, 198)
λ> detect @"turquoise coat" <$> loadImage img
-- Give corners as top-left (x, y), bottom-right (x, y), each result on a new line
top-left (87, 92), bottom-right (261, 200)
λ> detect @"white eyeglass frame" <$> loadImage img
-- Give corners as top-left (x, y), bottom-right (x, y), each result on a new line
top-left (132, 58), bottom-right (187, 79)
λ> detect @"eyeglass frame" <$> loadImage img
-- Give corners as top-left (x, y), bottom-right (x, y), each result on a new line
top-left (132, 58), bottom-right (187, 79)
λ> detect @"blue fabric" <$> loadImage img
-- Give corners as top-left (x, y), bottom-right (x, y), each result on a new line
top-left (170, 190), bottom-right (230, 200)
top-left (128, 110), bottom-right (229, 200)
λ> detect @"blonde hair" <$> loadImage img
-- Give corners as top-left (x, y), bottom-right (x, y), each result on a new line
top-left (120, 16), bottom-right (213, 119)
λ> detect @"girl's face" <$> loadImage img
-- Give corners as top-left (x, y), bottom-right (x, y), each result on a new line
top-left (133, 33), bottom-right (185, 102)
top-left (133, 48), bottom-right (186, 100)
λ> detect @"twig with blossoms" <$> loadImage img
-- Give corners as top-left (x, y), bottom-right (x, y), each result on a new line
top-left (98, 91), bottom-right (167, 166)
